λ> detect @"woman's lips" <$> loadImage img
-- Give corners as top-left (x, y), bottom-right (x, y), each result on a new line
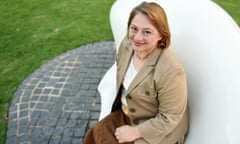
top-left (134, 41), bottom-right (145, 47)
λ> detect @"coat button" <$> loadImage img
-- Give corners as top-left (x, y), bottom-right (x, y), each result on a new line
top-left (129, 108), bottom-right (136, 113)
top-left (133, 119), bottom-right (139, 125)
top-left (145, 91), bottom-right (150, 96)
top-left (126, 95), bottom-right (132, 99)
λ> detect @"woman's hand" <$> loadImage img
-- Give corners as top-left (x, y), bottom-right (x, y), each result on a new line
top-left (114, 125), bottom-right (141, 143)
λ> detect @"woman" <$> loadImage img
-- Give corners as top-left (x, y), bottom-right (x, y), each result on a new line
top-left (83, 2), bottom-right (188, 144)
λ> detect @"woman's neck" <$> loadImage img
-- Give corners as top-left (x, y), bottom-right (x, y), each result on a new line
top-left (135, 52), bottom-right (149, 61)
top-left (134, 48), bottom-right (155, 61)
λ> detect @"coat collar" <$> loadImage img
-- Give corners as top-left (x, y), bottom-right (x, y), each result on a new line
top-left (116, 41), bottom-right (133, 92)
top-left (117, 40), bottom-right (163, 94)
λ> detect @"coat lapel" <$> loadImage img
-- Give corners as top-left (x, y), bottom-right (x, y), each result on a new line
top-left (117, 43), bottom-right (134, 91)
top-left (116, 39), bottom-right (163, 95)
top-left (127, 48), bottom-right (162, 94)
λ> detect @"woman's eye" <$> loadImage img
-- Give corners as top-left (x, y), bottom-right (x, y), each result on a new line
top-left (144, 31), bottom-right (152, 36)
top-left (130, 26), bottom-right (138, 33)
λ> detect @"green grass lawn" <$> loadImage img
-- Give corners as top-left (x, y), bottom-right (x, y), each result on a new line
top-left (0, 0), bottom-right (239, 143)
top-left (0, 0), bottom-right (115, 143)
top-left (213, 0), bottom-right (240, 25)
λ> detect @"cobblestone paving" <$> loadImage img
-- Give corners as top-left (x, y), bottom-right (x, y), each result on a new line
top-left (7, 41), bottom-right (116, 144)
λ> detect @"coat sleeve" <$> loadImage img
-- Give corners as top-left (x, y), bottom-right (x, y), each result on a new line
top-left (136, 67), bottom-right (188, 143)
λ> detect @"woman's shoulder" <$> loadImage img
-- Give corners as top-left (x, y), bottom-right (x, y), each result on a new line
top-left (157, 48), bottom-right (184, 73)
top-left (119, 37), bottom-right (131, 51)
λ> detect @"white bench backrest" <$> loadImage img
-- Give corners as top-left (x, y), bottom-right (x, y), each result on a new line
top-left (99, 0), bottom-right (240, 143)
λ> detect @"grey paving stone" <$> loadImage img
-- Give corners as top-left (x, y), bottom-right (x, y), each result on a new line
top-left (63, 128), bottom-right (74, 136)
top-left (72, 138), bottom-right (82, 144)
top-left (8, 112), bottom-right (17, 120)
top-left (49, 136), bottom-right (62, 144)
top-left (6, 136), bottom-right (17, 144)
top-left (90, 112), bottom-right (100, 120)
top-left (7, 128), bottom-right (16, 137)
top-left (20, 110), bottom-right (28, 118)
top-left (74, 128), bottom-right (86, 137)
top-left (18, 126), bottom-right (29, 135)
top-left (66, 120), bottom-right (77, 128)
top-left (60, 136), bottom-right (71, 144)
top-left (57, 118), bottom-right (68, 127)
top-left (80, 112), bottom-right (91, 120)
top-left (70, 112), bottom-right (82, 119)
top-left (77, 120), bottom-right (88, 128)
top-left (46, 118), bottom-right (58, 127)
top-left (60, 112), bottom-right (71, 119)
top-left (31, 110), bottom-right (41, 118)
top-left (31, 127), bottom-right (43, 137)
top-left (36, 118), bottom-right (48, 126)
top-left (7, 120), bottom-right (17, 129)
top-left (53, 127), bottom-right (65, 136)
top-left (22, 96), bottom-right (30, 102)
top-left (18, 134), bottom-right (29, 143)
top-left (9, 104), bottom-right (17, 112)
top-left (7, 41), bottom-right (116, 143)
top-left (89, 120), bottom-right (98, 128)
top-left (33, 135), bottom-right (50, 144)
top-left (42, 127), bottom-right (54, 135)
top-left (29, 118), bottom-right (37, 126)
top-left (19, 118), bottom-right (28, 125)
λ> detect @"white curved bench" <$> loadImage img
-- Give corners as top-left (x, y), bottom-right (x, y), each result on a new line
top-left (98, 0), bottom-right (240, 143)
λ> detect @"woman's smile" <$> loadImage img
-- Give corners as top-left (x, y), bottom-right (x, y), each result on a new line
top-left (133, 40), bottom-right (145, 47)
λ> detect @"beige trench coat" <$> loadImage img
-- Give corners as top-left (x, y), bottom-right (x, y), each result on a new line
top-left (111, 38), bottom-right (189, 144)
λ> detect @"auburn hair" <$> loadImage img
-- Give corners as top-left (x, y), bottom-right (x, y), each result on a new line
top-left (127, 2), bottom-right (171, 49)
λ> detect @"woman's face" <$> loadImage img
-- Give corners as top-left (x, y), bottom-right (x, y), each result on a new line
top-left (128, 13), bottom-right (162, 53)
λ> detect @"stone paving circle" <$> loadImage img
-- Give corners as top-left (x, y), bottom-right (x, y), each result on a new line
top-left (7, 41), bottom-right (116, 144)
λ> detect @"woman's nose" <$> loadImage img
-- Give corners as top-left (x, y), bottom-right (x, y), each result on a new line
top-left (134, 31), bottom-right (144, 41)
